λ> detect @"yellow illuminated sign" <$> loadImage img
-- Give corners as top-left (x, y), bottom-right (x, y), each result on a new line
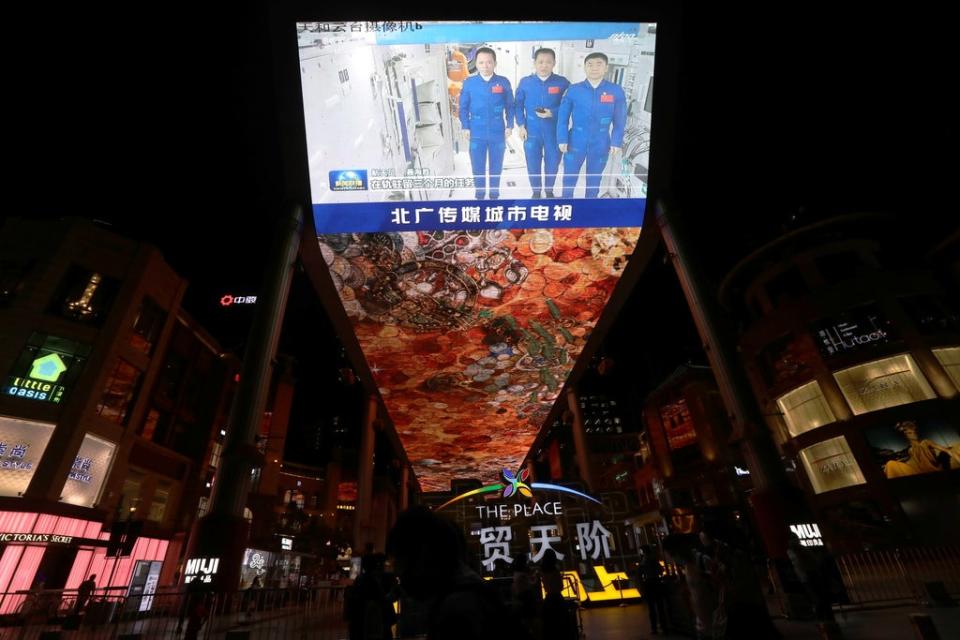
top-left (540, 565), bottom-right (642, 603)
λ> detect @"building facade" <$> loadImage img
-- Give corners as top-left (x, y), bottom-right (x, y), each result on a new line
top-left (0, 218), bottom-right (238, 608)
top-left (720, 214), bottom-right (960, 552)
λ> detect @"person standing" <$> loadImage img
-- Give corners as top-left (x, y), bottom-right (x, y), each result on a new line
top-left (637, 546), bottom-right (669, 634)
top-left (515, 48), bottom-right (570, 198)
top-left (459, 47), bottom-right (514, 200)
top-left (74, 574), bottom-right (97, 615)
top-left (557, 52), bottom-right (627, 198)
top-left (787, 533), bottom-right (835, 622)
top-left (539, 549), bottom-right (574, 640)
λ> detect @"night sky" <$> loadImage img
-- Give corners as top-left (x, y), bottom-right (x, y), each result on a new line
top-left (7, 3), bottom-right (957, 465)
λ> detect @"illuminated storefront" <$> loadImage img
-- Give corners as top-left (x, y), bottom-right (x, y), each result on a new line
top-left (0, 511), bottom-right (168, 614)
top-left (718, 214), bottom-right (960, 550)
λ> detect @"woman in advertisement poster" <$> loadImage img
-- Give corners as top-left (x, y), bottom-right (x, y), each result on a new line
top-left (883, 421), bottom-right (960, 478)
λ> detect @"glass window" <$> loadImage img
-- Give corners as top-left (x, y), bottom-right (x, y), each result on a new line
top-left (764, 268), bottom-right (808, 306)
top-left (130, 297), bottom-right (167, 356)
top-left (816, 251), bottom-right (866, 283)
top-left (833, 354), bottom-right (936, 415)
top-left (148, 481), bottom-right (172, 523)
top-left (776, 381), bottom-right (837, 437)
top-left (197, 496), bottom-right (209, 519)
top-left (0, 416), bottom-right (56, 497)
top-left (96, 359), bottom-right (143, 425)
top-left (0, 259), bottom-right (33, 306)
top-left (208, 441), bottom-right (223, 470)
top-left (759, 333), bottom-right (816, 387)
top-left (117, 470), bottom-right (145, 518)
top-left (798, 436), bottom-right (866, 494)
top-left (932, 347), bottom-right (960, 391)
top-left (901, 296), bottom-right (960, 335)
top-left (49, 265), bottom-right (119, 326)
top-left (61, 433), bottom-right (117, 507)
top-left (140, 408), bottom-right (173, 443)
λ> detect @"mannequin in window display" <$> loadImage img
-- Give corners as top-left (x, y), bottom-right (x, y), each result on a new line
top-left (882, 421), bottom-right (960, 478)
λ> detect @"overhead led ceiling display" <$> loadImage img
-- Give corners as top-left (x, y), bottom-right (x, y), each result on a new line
top-left (296, 20), bottom-right (657, 491)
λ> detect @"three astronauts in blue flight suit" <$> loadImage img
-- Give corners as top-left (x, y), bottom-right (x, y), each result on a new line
top-left (557, 52), bottom-right (627, 198)
top-left (515, 48), bottom-right (570, 199)
top-left (459, 47), bottom-right (514, 200)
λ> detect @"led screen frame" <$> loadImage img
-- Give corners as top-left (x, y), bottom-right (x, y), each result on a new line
top-left (273, 6), bottom-right (680, 492)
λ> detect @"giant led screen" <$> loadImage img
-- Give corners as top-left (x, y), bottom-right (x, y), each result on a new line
top-left (297, 21), bottom-right (656, 490)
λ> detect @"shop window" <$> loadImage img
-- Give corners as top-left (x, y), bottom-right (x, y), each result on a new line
top-left (148, 481), bottom-right (172, 523)
top-left (49, 265), bottom-right (119, 326)
top-left (130, 297), bottom-right (167, 355)
top-left (932, 347), bottom-right (960, 390)
top-left (798, 436), bottom-right (866, 494)
top-left (776, 381), bottom-right (837, 437)
top-left (833, 354), bottom-right (936, 415)
top-left (96, 359), bottom-right (143, 425)
top-left (61, 433), bottom-right (117, 507)
top-left (117, 470), bottom-right (145, 517)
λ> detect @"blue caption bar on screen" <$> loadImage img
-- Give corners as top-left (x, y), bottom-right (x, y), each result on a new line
top-left (312, 198), bottom-right (645, 234)
top-left (375, 22), bottom-right (644, 45)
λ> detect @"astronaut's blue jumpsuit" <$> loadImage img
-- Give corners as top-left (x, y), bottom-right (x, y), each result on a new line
top-left (514, 73), bottom-right (570, 197)
top-left (556, 79), bottom-right (627, 198)
top-left (459, 73), bottom-right (514, 199)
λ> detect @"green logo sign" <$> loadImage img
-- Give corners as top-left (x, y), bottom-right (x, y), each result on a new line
top-left (29, 354), bottom-right (67, 382)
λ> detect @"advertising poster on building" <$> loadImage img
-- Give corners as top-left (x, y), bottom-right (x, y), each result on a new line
top-left (296, 21), bottom-right (656, 490)
top-left (61, 433), bottom-right (117, 507)
top-left (866, 419), bottom-right (960, 479)
top-left (0, 416), bottom-right (56, 497)
top-left (798, 436), bottom-right (866, 494)
top-left (659, 398), bottom-right (696, 450)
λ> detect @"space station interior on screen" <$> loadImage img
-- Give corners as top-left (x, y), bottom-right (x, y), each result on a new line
top-left (299, 36), bottom-right (654, 203)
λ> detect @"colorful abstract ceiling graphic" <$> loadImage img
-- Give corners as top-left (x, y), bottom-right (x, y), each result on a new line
top-left (319, 226), bottom-right (640, 491)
